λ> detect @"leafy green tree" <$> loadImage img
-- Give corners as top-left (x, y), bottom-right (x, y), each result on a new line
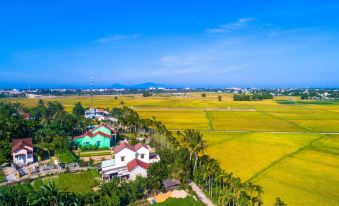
top-left (274, 197), bottom-right (287, 206)
top-left (142, 92), bottom-right (152, 97)
top-left (0, 186), bottom-right (28, 205)
top-left (72, 102), bottom-right (85, 116)
top-left (0, 141), bottom-right (11, 164)
top-left (218, 95), bottom-right (222, 101)
top-left (147, 162), bottom-right (169, 190)
top-left (202, 93), bottom-right (206, 97)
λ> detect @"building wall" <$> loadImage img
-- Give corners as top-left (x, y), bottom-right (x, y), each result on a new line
top-left (129, 166), bottom-right (147, 180)
top-left (73, 134), bottom-right (111, 148)
top-left (13, 148), bottom-right (34, 164)
top-left (115, 148), bottom-right (135, 167)
top-left (136, 147), bottom-right (150, 163)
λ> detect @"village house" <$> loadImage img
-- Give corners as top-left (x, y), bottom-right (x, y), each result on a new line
top-left (101, 142), bottom-right (160, 181)
top-left (85, 108), bottom-right (110, 119)
top-left (12, 138), bottom-right (34, 165)
top-left (71, 124), bottom-right (117, 148)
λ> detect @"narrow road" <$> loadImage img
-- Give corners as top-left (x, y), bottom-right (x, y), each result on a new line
top-left (190, 181), bottom-right (216, 206)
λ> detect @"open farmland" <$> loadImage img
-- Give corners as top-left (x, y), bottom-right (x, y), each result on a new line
top-left (3, 94), bottom-right (339, 205)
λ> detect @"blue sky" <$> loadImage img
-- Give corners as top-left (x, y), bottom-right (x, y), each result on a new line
top-left (1, 0), bottom-right (339, 88)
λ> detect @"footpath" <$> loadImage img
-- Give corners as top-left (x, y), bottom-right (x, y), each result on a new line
top-left (190, 181), bottom-right (216, 206)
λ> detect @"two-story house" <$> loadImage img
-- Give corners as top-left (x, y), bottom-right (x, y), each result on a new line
top-left (101, 142), bottom-right (160, 181)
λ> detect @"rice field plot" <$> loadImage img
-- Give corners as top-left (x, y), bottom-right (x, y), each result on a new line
top-left (268, 110), bottom-right (339, 132)
top-left (207, 111), bottom-right (308, 132)
top-left (137, 109), bottom-right (209, 130)
top-left (252, 135), bottom-right (339, 206)
top-left (203, 132), bottom-right (322, 181)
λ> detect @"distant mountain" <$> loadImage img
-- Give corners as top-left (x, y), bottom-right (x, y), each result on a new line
top-left (111, 84), bottom-right (128, 89)
top-left (131, 82), bottom-right (167, 89)
top-left (111, 82), bottom-right (169, 89)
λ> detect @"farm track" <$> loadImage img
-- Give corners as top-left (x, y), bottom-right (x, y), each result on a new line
top-left (246, 134), bottom-right (328, 182)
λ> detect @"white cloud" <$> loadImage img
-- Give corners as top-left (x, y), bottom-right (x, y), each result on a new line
top-left (96, 33), bottom-right (141, 43)
top-left (206, 18), bottom-right (256, 33)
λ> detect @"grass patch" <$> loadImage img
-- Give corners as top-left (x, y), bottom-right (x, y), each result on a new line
top-left (79, 151), bottom-right (111, 157)
top-left (56, 150), bottom-right (77, 163)
top-left (0, 171), bottom-right (6, 183)
top-left (31, 169), bottom-right (100, 193)
top-left (155, 197), bottom-right (204, 206)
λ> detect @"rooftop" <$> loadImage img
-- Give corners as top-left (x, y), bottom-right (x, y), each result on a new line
top-left (12, 138), bottom-right (33, 152)
top-left (102, 159), bottom-right (115, 168)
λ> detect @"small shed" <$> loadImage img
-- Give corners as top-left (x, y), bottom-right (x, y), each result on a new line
top-left (163, 179), bottom-right (181, 191)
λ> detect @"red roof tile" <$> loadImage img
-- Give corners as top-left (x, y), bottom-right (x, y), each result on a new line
top-left (134, 143), bottom-right (148, 151)
top-left (114, 142), bottom-right (150, 154)
top-left (127, 159), bottom-right (149, 172)
top-left (114, 142), bottom-right (135, 154)
top-left (12, 138), bottom-right (33, 153)
top-left (72, 131), bottom-right (111, 140)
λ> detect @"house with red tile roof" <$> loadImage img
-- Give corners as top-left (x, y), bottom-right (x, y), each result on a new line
top-left (12, 138), bottom-right (34, 165)
top-left (71, 124), bottom-right (117, 148)
top-left (101, 142), bottom-right (160, 181)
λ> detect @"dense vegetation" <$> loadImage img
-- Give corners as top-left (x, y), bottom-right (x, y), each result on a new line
top-left (233, 93), bottom-right (273, 101)
top-left (0, 101), bottom-right (93, 164)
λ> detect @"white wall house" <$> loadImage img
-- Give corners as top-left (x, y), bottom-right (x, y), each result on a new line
top-left (12, 138), bottom-right (34, 165)
top-left (85, 108), bottom-right (110, 119)
top-left (101, 142), bottom-right (160, 181)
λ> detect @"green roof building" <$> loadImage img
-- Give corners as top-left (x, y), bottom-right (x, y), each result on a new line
top-left (71, 124), bottom-right (117, 148)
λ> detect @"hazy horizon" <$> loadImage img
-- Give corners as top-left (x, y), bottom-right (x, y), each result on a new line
top-left (1, 1), bottom-right (339, 88)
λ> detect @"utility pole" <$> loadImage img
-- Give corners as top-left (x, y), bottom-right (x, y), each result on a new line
top-left (89, 76), bottom-right (94, 108)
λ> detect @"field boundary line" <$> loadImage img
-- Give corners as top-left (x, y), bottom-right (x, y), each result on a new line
top-left (204, 110), bottom-right (215, 130)
top-left (256, 110), bottom-right (313, 132)
top-left (246, 134), bottom-right (328, 182)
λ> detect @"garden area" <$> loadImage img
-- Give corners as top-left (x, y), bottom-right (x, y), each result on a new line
top-left (155, 197), bottom-right (204, 206)
top-left (5, 169), bottom-right (101, 194)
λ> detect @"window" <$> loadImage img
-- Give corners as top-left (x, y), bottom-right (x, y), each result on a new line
top-left (140, 154), bottom-right (145, 159)
top-left (96, 141), bottom-right (100, 147)
top-left (84, 142), bottom-right (90, 146)
top-left (121, 156), bottom-right (125, 162)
